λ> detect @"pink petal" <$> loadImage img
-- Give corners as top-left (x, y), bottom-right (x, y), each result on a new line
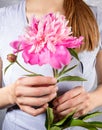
top-left (50, 54), bottom-right (62, 69)
top-left (10, 41), bottom-right (20, 50)
top-left (55, 46), bottom-right (71, 65)
top-left (61, 36), bottom-right (84, 48)
top-left (39, 48), bottom-right (50, 65)
top-left (22, 50), bottom-right (39, 65)
top-left (47, 46), bottom-right (71, 69)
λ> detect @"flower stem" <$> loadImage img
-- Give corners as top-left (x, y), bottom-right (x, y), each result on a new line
top-left (16, 60), bottom-right (36, 74)
top-left (53, 68), bottom-right (59, 78)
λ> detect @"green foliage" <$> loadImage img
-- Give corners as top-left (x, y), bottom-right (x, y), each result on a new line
top-left (4, 63), bottom-right (13, 74)
top-left (58, 75), bottom-right (87, 82)
top-left (79, 111), bottom-right (102, 120)
top-left (45, 107), bottom-right (54, 130)
top-left (45, 107), bottom-right (102, 130)
top-left (68, 48), bottom-right (79, 61)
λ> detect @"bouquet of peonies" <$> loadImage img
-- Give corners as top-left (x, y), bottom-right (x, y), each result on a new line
top-left (6, 13), bottom-right (102, 130)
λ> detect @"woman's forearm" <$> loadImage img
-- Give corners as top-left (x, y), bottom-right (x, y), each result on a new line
top-left (0, 85), bottom-right (15, 109)
top-left (90, 84), bottom-right (102, 108)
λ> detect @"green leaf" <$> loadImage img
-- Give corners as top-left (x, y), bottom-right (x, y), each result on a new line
top-left (53, 69), bottom-right (58, 78)
top-left (53, 111), bottom-right (75, 126)
top-left (58, 65), bottom-right (77, 76)
top-left (79, 111), bottom-right (102, 120)
top-left (58, 76), bottom-right (86, 82)
top-left (58, 65), bottom-right (68, 76)
top-left (50, 126), bottom-right (61, 130)
top-left (4, 63), bottom-right (13, 74)
top-left (88, 121), bottom-right (102, 128)
top-left (45, 107), bottom-right (54, 130)
top-left (68, 119), bottom-right (98, 130)
top-left (68, 48), bottom-right (79, 61)
top-left (62, 65), bottom-right (77, 75)
top-left (24, 74), bottom-right (42, 76)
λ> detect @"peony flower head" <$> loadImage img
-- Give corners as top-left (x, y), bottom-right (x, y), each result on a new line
top-left (10, 13), bottom-right (84, 69)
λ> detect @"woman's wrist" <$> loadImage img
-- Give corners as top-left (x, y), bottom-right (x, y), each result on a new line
top-left (0, 84), bottom-right (16, 109)
top-left (7, 84), bottom-right (16, 106)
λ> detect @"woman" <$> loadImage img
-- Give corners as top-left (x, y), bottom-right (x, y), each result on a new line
top-left (0, 0), bottom-right (102, 130)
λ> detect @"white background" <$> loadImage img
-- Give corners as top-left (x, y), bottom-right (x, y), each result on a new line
top-left (0, 0), bottom-right (102, 129)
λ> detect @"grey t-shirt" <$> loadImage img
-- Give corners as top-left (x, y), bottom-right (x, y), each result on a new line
top-left (0, 0), bottom-right (102, 130)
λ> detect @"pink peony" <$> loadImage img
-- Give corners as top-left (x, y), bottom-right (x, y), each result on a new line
top-left (10, 13), bottom-right (83, 69)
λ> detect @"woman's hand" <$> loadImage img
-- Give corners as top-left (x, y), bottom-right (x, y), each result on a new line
top-left (11, 76), bottom-right (57, 116)
top-left (53, 86), bottom-right (96, 119)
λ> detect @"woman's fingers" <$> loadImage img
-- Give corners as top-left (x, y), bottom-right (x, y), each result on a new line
top-left (16, 76), bottom-right (57, 86)
top-left (15, 85), bottom-right (57, 97)
top-left (54, 106), bottom-right (76, 117)
top-left (73, 103), bottom-right (90, 117)
top-left (53, 86), bottom-right (85, 107)
top-left (17, 92), bottom-right (57, 106)
top-left (53, 86), bottom-right (93, 117)
top-left (14, 76), bottom-right (58, 116)
top-left (19, 104), bottom-right (48, 116)
top-left (53, 92), bottom-right (89, 113)
top-left (55, 101), bottom-right (90, 117)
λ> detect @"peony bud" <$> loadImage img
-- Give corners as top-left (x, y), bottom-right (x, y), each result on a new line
top-left (7, 54), bottom-right (17, 63)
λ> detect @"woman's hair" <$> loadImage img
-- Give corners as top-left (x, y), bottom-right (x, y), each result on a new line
top-left (63, 0), bottom-right (99, 51)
